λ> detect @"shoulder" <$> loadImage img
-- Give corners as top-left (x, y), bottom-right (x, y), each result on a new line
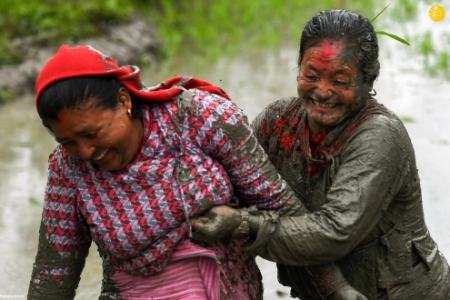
top-left (177, 88), bottom-right (246, 124)
top-left (356, 108), bottom-right (410, 143)
top-left (345, 106), bottom-right (414, 161)
top-left (261, 97), bottom-right (300, 117)
top-left (252, 97), bottom-right (300, 130)
top-left (181, 88), bottom-right (233, 110)
top-left (48, 146), bottom-right (79, 179)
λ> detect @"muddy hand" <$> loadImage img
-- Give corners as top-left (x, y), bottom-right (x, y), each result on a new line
top-left (329, 285), bottom-right (368, 300)
top-left (191, 205), bottom-right (241, 243)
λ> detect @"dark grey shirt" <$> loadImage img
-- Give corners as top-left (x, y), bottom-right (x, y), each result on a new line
top-left (249, 97), bottom-right (450, 299)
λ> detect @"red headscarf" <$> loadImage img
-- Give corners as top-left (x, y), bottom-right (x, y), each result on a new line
top-left (35, 44), bottom-right (230, 111)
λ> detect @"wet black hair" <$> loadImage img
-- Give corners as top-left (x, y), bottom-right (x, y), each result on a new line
top-left (298, 9), bottom-right (380, 88)
top-left (38, 76), bottom-right (142, 126)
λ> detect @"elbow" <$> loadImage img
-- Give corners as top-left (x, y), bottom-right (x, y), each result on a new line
top-left (326, 240), bottom-right (355, 261)
top-left (313, 210), bottom-right (368, 261)
top-left (311, 231), bottom-right (359, 263)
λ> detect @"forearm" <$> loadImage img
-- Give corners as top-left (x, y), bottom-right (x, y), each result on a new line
top-left (244, 125), bottom-right (406, 264)
top-left (28, 222), bottom-right (89, 300)
top-left (244, 209), bottom-right (358, 265)
top-left (234, 209), bottom-right (354, 297)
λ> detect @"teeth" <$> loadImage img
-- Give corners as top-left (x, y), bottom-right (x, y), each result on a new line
top-left (93, 149), bottom-right (108, 161)
top-left (313, 100), bottom-right (336, 108)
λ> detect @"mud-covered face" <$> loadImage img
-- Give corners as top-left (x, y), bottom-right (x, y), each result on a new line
top-left (47, 91), bottom-right (143, 171)
top-left (298, 39), bottom-right (365, 134)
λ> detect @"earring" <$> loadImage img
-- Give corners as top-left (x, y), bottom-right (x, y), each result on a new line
top-left (127, 108), bottom-right (132, 117)
top-left (120, 96), bottom-right (127, 102)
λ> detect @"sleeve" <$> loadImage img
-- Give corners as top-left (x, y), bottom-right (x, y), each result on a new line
top-left (245, 116), bottom-right (409, 266)
top-left (186, 91), bottom-right (307, 215)
top-left (28, 149), bottom-right (92, 300)
top-left (251, 99), bottom-right (281, 150)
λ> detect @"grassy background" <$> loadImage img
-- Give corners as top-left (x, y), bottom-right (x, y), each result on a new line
top-left (0, 0), bottom-right (375, 65)
top-left (0, 0), bottom-right (132, 65)
top-left (1, 1), bottom-right (447, 78)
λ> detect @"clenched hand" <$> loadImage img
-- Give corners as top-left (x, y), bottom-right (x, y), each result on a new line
top-left (191, 205), bottom-right (241, 243)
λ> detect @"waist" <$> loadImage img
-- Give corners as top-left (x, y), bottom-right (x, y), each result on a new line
top-left (112, 240), bottom-right (220, 300)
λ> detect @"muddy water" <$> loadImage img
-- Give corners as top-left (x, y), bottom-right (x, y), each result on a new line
top-left (1, 8), bottom-right (450, 300)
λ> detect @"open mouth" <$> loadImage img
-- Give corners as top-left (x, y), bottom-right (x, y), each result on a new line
top-left (312, 99), bottom-right (337, 109)
top-left (93, 148), bottom-right (109, 161)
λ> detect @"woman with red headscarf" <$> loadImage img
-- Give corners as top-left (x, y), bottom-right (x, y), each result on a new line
top-left (28, 45), bottom-right (365, 299)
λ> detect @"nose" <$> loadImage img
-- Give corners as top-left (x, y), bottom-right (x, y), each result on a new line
top-left (313, 81), bottom-right (333, 100)
top-left (75, 140), bottom-right (96, 161)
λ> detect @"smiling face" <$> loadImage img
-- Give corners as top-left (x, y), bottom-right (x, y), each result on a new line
top-left (298, 39), bottom-right (366, 134)
top-left (47, 91), bottom-right (143, 171)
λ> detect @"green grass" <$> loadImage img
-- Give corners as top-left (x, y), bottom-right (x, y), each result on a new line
top-left (0, 0), bottom-right (133, 65)
top-left (6, 1), bottom-right (446, 81)
top-left (387, 1), bottom-right (450, 80)
top-left (390, 0), bottom-right (419, 22)
top-left (418, 31), bottom-right (435, 67)
top-left (144, 0), bottom-right (377, 63)
top-left (401, 115), bottom-right (415, 123)
top-left (0, 0), bottom-right (377, 67)
top-left (429, 51), bottom-right (450, 79)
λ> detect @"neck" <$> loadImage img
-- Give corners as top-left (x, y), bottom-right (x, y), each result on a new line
top-left (130, 117), bottom-right (144, 159)
top-left (307, 115), bottom-right (327, 136)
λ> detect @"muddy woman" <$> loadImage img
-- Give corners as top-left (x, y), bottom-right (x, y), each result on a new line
top-left (193, 9), bottom-right (450, 300)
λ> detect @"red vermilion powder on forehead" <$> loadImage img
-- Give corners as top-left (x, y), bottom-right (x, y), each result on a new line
top-left (320, 39), bottom-right (339, 61)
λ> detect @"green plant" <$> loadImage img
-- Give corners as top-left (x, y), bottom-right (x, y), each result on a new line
top-left (0, 0), bottom-right (134, 65)
top-left (0, 0), bottom-right (379, 67)
top-left (29, 196), bottom-right (41, 206)
top-left (419, 31), bottom-right (435, 67)
top-left (432, 51), bottom-right (450, 79)
top-left (400, 116), bottom-right (415, 123)
top-left (371, 3), bottom-right (410, 46)
top-left (390, 0), bottom-right (418, 21)
top-left (146, 0), bottom-right (376, 66)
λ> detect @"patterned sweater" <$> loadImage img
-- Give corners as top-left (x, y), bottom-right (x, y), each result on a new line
top-left (28, 89), bottom-right (298, 299)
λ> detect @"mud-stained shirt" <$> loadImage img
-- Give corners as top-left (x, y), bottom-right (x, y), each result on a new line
top-left (249, 97), bottom-right (450, 300)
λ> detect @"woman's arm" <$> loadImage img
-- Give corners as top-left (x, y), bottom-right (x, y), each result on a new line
top-left (195, 115), bottom-right (409, 266)
top-left (186, 91), bottom-right (365, 298)
top-left (183, 91), bottom-right (307, 214)
top-left (28, 222), bottom-right (90, 299)
top-left (28, 149), bottom-right (91, 299)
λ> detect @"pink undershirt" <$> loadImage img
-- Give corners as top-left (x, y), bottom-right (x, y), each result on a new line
top-left (111, 240), bottom-right (220, 300)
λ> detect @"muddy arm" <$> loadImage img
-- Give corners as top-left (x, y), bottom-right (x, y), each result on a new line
top-left (187, 92), bottom-right (358, 297)
top-left (28, 221), bottom-right (90, 300)
top-left (244, 117), bottom-right (407, 265)
top-left (28, 148), bottom-right (92, 299)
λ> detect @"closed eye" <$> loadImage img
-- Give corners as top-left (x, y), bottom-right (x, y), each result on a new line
top-left (333, 80), bottom-right (350, 86)
top-left (82, 132), bottom-right (97, 139)
top-left (59, 139), bottom-right (74, 147)
top-left (80, 128), bottom-right (100, 139)
top-left (302, 75), bottom-right (319, 82)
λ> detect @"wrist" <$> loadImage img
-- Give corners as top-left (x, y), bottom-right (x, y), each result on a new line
top-left (231, 209), bottom-right (250, 239)
top-left (247, 214), bottom-right (262, 236)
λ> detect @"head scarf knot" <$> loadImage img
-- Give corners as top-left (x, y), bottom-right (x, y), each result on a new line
top-left (35, 44), bottom-right (230, 110)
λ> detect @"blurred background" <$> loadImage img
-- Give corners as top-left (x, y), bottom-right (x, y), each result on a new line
top-left (0, 0), bottom-right (449, 299)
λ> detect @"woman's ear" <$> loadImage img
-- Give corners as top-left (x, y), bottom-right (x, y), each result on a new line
top-left (117, 87), bottom-right (132, 110)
